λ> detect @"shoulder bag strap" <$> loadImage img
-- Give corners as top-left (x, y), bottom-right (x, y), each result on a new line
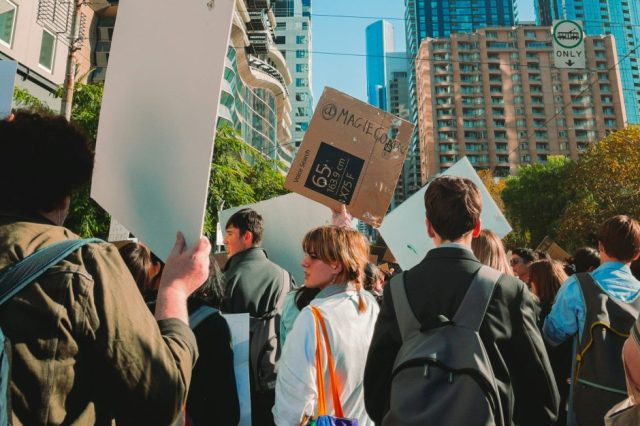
top-left (189, 305), bottom-right (218, 329)
top-left (310, 306), bottom-right (345, 418)
top-left (0, 238), bottom-right (102, 306)
top-left (389, 272), bottom-right (421, 342)
top-left (453, 265), bottom-right (501, 331)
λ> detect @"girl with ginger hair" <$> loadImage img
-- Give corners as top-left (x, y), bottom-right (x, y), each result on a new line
top-left (273, 226), bottom-right (379, 425)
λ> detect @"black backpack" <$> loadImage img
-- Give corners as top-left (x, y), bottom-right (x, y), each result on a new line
top-left (382, 266), bottom-right (505, 426)
top-left (572, 273), bottom-right (640, 425)
top-left (0, 239), bottom-right (101, 426)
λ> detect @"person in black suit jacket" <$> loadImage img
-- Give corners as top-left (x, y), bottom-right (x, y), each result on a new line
top-left (363, 176), bottom-right (559, 425)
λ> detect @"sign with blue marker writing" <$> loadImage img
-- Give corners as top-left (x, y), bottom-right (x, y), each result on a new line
top-left (552, 20), bottom-right (585, 69)
top-left (285, 87), bottom-right (415, 227)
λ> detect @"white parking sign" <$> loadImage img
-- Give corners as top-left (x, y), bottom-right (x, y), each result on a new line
top-left (553, 20), bottom-right (585, 69)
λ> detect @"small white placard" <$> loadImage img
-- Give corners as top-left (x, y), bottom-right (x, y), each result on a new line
top-left (552, 20), bottom-right (585, 69)
top-left (222, 313), bottom-right (251, 426)
top-left (379, 157), bottom-right (512, 270)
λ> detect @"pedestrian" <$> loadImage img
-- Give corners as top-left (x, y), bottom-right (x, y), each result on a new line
top-left (273, 226), bottom-right (379, 425)
top-left (0, 111), bottom-right (210, 424)
top-left (364, 175), bottom-right (559, 425)
top-left (543, 215), bottom-right (640, 425)
top-left (222, 208), bottom-right (291, 426)
top-left (529, 259), bottom-right (572, 425)
top-left (510, 247), bottom-right (536, 282)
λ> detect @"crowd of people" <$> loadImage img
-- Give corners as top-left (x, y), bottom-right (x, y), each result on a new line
top-left (1, 110), bottom-right (640, 426)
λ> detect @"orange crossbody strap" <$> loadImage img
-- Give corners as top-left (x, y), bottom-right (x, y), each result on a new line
top-left (313, 307), bottom-right (327, 416)
top-left (311, 306), bottom-right (345, 418)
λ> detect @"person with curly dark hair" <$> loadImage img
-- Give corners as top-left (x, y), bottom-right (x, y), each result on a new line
top-left (0, 111), bottom-right (211, 425)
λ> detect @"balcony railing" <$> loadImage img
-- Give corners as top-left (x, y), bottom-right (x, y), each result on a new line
top-left (248, 55), bottom-right (288, 96)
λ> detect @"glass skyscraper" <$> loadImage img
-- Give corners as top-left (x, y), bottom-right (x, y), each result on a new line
top-left (405, 0), bottom-right (517, 184)
top-left (366, 20), bottom-right (394, 109)
top-left (536, 0), bottom-right (640, 123)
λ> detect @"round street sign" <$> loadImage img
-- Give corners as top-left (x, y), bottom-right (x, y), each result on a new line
top-left (553, 20), bottom-right (584, 49)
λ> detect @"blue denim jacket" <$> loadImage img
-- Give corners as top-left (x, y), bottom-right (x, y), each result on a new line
top-left (543, 261), bottom-right (640, 346)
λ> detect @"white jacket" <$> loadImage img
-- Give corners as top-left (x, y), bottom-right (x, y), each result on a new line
top-left (273, 284), bottom-right (379, 425)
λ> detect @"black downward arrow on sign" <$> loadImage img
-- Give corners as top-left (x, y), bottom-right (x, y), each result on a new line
top-left (566, 60), bottom-right (575, 66)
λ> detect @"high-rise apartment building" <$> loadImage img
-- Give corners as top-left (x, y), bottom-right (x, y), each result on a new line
top-left (88, 0), bottom-right (295, 169)
top-left (274, 0), bottom-right (313, 149)
top-left (405, 0), bottom-right (518, 184)
top-left (416, 25), bottom-right (626, 178)
top-left (536, 0), bottom-right (640, 124)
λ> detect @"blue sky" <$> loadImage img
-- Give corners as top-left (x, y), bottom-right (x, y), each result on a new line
top-left (311, 0), bottom-right (536, 106)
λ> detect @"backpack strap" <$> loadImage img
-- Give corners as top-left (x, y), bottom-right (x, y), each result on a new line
top-left (390, 272), bottom-right (422, 342)
top-left (453, 266), bottom-right (501, 331)
top-left (189, 305), bottom-right (218, 329)
top-left (0, 238), bottom-right (102, 306)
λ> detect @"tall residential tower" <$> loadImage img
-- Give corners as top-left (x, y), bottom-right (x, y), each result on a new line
top-left (405, 0), bottom-right (518, 183)
top-left (274, 0), bottom-right (313, 149)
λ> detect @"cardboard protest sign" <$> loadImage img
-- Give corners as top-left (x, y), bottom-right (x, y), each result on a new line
top-left (0, 60), bottom-right (17, 119)
top-left (379, 157), bottom-right (512, 270)
top-left (91, 0), bottom-right (235, 261)
top-left (536, 236), bottom-right (571, 262)
top-left (285, 87), bottom-right (414, 227)
top-left (222, 313), bottom-right (251, 426)
top-left (220, 193), bottom-right (334, 285)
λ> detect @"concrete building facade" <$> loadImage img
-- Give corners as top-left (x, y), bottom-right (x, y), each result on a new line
top-left (416, 25), bottom-right (626, 178)
top-left (405, 0), bottom-right (518, 188)
top-left (87, 0), bottom-right (295, 168)
top-left (536, 0), bottom-right (640, 124)
top-left (0, 0), bottom-right (96, 110)
top-left (274, 0), bottom-right (313, 149)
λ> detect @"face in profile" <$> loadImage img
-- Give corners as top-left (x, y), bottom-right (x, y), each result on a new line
top-left (223, 226), bottom-right (249, 257)
top-left (510, 255), bottom-right (530, 279)
top-left (300, 251), bottom-right (340, 290)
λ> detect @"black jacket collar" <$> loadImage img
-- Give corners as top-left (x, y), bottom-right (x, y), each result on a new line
top-left (223, 246), bottom-right (268, 271)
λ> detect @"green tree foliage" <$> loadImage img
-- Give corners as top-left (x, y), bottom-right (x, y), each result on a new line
top-left (556, 126), bottom-right (640, 249)
top-left (205, 125), bottom-right (288, 238)
top-left (501, 156), bottom-right (576, 248)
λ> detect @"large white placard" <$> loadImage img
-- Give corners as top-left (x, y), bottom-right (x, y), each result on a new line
top-left (0, 60), bottom-right (17, 119)
top-left (222, 313), bottom-right (251, 426)
top-left (91, 0), bottom-right (235, 260)
top-left (220, 193), bottom-right (334, 285)
top-left (379, 157), bottom-right (512, 270)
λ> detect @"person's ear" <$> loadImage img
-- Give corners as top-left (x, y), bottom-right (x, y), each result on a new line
top-left (331, 262), bottom-right (343, 274)
top-left (426, 218), bottom-right (436, 239)
top-left (471, 220), bottom-right (482, 238)
top-left (242, 230), bottom-right (254, 246)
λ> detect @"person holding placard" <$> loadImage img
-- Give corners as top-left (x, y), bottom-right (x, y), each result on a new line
top-left (0, 111), bottom-right (211, 425)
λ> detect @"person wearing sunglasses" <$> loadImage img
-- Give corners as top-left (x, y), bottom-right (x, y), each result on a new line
top-left (510, 248), bottom-right (536, 283)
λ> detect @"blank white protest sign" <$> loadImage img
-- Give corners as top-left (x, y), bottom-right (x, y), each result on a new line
top-left (91, 0), bottom-right (235, 260)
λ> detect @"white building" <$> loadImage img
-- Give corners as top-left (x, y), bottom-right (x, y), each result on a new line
top-left (274, 0), bottom-right (313, 149)
top-left (0, 0), bottom-right (95, 110)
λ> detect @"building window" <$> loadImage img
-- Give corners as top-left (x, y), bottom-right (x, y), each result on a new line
top-left (296, 78), bottom-right (308, 87)
top-left (276, 22), bottom-right (286, 30)
top-left (39, 28), bottom-right (56, 71)
top-left (296, 50), bottom-right (307, 58)
top-left (296, 35), bottom-right (307, 44)
top-left (0, 0), bottom-right (17, 47)
top-left (296, 63), bottom-right (308, 72)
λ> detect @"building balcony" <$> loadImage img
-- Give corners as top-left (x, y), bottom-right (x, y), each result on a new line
top-left (246, 0), bottom-right (270, 9)
top-left (247, 10), bottom-right (268, 31)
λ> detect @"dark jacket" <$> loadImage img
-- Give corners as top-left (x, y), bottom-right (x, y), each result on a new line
top-left (186, 299), bottom-right (240, 426)
top-left (0, 211), bottom-right (198, 425)
top-left (222, 247), bottom-right (289, 318)
top-left (363, 246), bottom-right (559, 426)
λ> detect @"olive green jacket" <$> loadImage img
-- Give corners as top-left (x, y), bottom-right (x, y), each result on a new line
top-left (0, 211), bottom-right (198, 425)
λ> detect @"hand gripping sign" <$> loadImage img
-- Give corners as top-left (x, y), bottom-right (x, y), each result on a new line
top-left (285, 87), bottom-right (415, 228)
